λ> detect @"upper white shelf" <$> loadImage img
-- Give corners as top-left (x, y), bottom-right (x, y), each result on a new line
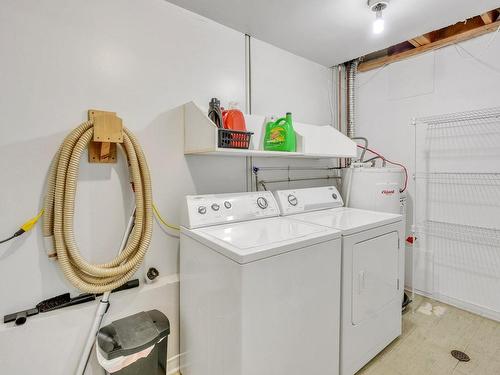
top-left (183, 101), bottom-right (357, 158)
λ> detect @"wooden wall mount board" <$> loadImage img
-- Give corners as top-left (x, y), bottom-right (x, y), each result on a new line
top-left (88, 142), bottom-right (117, 163)
top-left (87, 109), bottom-right (123, 163)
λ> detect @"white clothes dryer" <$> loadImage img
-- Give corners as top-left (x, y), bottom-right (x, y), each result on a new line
top-left (274, 186), bottom-right (404, 375)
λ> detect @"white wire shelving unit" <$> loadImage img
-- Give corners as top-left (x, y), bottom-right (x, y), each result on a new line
top-left (414, 172), bottom-right (500, 184)
top-left (416, 107), bottom-right (500, 127)
top-left (412, 107), bottom-right (500, 321)
top-left (414, 220), bottom-right (500, 248)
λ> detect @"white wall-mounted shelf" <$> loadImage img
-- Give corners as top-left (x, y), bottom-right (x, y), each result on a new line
top-left (183, 101), bottom-right (357, 158)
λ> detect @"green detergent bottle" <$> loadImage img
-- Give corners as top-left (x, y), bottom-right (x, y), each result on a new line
top-left (263, 112), bottom-right (297, 152)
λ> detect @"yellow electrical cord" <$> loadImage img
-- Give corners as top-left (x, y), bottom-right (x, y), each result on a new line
top-left (1, 203), bottom-right (179, 244)
top-left (153, 203), bottom-right (180, 231)
top-left (1, 202), bottom-right (177, 250)
top-left (0, 209), bottom-right (44, 244)
top-left (21, 209), bottom-right (45, 232)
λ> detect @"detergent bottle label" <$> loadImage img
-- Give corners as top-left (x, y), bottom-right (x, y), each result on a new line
top-left (268, 125), bottom-right (286, 144)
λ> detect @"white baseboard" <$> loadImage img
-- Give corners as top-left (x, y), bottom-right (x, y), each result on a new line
top-left (167, 353), bottom-right (181, 375)
top-left (410, 289), bottom-right (500, 322)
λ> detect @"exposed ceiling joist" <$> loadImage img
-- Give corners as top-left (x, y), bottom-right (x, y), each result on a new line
top-left (359, 9), bottom-right (500, 72)
top-left (413, 34), bottom-right (433, 46)
top-left (408, 39), bottom-right (420, 48)
top-left (481, 10), bottom-right (496, 24)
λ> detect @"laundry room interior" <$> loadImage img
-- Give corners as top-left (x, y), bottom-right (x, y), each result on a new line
top-left (1, 0), bottom-right (500, 374)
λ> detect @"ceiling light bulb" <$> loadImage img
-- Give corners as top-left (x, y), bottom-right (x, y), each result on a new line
top-left (368, 0), bottom-right (389, 34)
top-left (373, 10), bottom-right (384, 34)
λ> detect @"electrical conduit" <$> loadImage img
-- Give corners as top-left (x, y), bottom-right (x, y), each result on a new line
top-left (347, 60), bottom-right (358, 139)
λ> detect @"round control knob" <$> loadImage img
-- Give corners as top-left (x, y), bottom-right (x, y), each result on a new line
top-left (211, 203), bottom-right (220, 211)
top-left (198, 206), bottom-right (207, 215)
top-left (332, 193), bottom-right (338, 200)
top-left (224, 201), bottom-right (232, 209)
top-left (288, 194), bottom-right (298, 206)
top-left (257, 197), bottom-right (268, 209)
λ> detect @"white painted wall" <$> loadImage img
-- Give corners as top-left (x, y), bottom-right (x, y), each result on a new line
top-left (357, 32), bottom-right (500, 319)
top-left (249, 38), bottom-right (339, 192)
top-left (0, 0), bottom-right (334, 373)
top-left (251, 38), bottom-right (333, 125)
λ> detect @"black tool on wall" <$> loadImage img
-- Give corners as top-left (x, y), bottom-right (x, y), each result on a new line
top-left (4, 279), bottom-right (140, 325)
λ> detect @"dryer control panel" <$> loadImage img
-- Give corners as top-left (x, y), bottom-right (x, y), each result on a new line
top-left (181, 191), bottom-right (279, 228)
top-left (274, 186), bottom-right (344, 216)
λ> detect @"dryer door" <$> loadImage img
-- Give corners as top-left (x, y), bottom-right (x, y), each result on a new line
top-left (350, 231), bottom-right (399, 325)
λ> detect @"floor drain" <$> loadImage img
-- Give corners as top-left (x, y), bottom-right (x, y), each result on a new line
top-left (451, 350), bottom-right (470, 362)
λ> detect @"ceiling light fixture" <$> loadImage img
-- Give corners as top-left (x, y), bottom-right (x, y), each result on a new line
top-left (368, 0), bottom-right (389, 34)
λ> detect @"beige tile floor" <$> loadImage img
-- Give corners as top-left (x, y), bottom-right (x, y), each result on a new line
top-left (356, 294), bottom-right (500, 375)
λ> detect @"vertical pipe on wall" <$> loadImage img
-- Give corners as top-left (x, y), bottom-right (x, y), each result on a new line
top-left (331, 65), bottom-right (343, 169)
top-left (336, 64), bottom-right (347, 135)
top-left (244, 34), bottom-right (252, 115)
top-left (333, 63), bottom-right (348, 167)
top-left (244, 34), bottom-right (254, 192)
top-left (331, 66), bottom-right (339, 130)
top-left (347, 59), bottom-right (359, 139)
top-left (246, 156), bottom-right (254, 192)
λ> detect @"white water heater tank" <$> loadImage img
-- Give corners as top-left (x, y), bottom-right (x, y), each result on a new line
top-left (342, 166), bottom-right (403, 214)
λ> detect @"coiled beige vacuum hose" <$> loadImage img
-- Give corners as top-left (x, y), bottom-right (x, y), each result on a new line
top-left (43, 121), bottom-right (153, 293)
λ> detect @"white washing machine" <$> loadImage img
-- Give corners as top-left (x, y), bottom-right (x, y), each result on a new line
top-left (180, 191), bottom-right (342, 375)
top-left (274, 186), bottom-right (404, 375)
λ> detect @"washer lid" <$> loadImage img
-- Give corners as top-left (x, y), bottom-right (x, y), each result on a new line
top-left (291, 207), bottom-right (402, 235)
top-left (182, 217), bottom-right (341, 264)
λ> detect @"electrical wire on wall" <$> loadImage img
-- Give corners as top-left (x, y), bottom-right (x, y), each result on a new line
top-left (0, 203), bottom-right (179, 246)
top-left (153, 204), bottom-right (179, 230)
top-left (0, 210), bottom-right (44, 245)
top-left (452, 24), bottom-right (500, 74)
top-left (454, 43), bottom-right (500, 75)
top-left (357, 63), bottom-right (389, 89)
top-left (356, 144), bottom-right (408, 192)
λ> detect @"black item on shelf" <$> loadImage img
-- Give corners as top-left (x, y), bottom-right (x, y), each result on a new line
top-left (218, 128), bottom-right (253, 149)
top-left (4, 279), bottom-right (140, 325)
top-left (37, 293), bottom-right (71, 312)
top-left (103, 279), bottom-right (140, 295)
top-left (208, 98), bottom-right (223, 128)
top-left (37, 292), bottom-right (97, 313)
top-left (6, 308), bottom-right (38, 326)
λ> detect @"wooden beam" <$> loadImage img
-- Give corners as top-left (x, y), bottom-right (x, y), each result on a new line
top-left (481, 11), bottom-right (496, 24)
top-left (438, 16), bottom-right (485, 39)
top-left (408, 39), bottom-right (421, 47)
top-left (414, 34), bottom-right (432, 45)
top-left (408, 33), bottom-right (432, 48)
top-left (388, 41), bottom-right (415, 56)
top-left (358, 19), bottom-right (500, 72)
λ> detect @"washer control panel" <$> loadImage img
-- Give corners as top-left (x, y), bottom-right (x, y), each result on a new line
top-left (274, 186), bottom-right (344, 216)
top-left (182, 191), bottom-right (279, 228)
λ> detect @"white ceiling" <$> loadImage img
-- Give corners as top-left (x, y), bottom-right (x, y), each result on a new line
top-left (167, 0), bottom-right (500, 66)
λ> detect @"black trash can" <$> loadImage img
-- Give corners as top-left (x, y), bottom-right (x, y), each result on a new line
top-left (97, 310), bottom-right (170, 375)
